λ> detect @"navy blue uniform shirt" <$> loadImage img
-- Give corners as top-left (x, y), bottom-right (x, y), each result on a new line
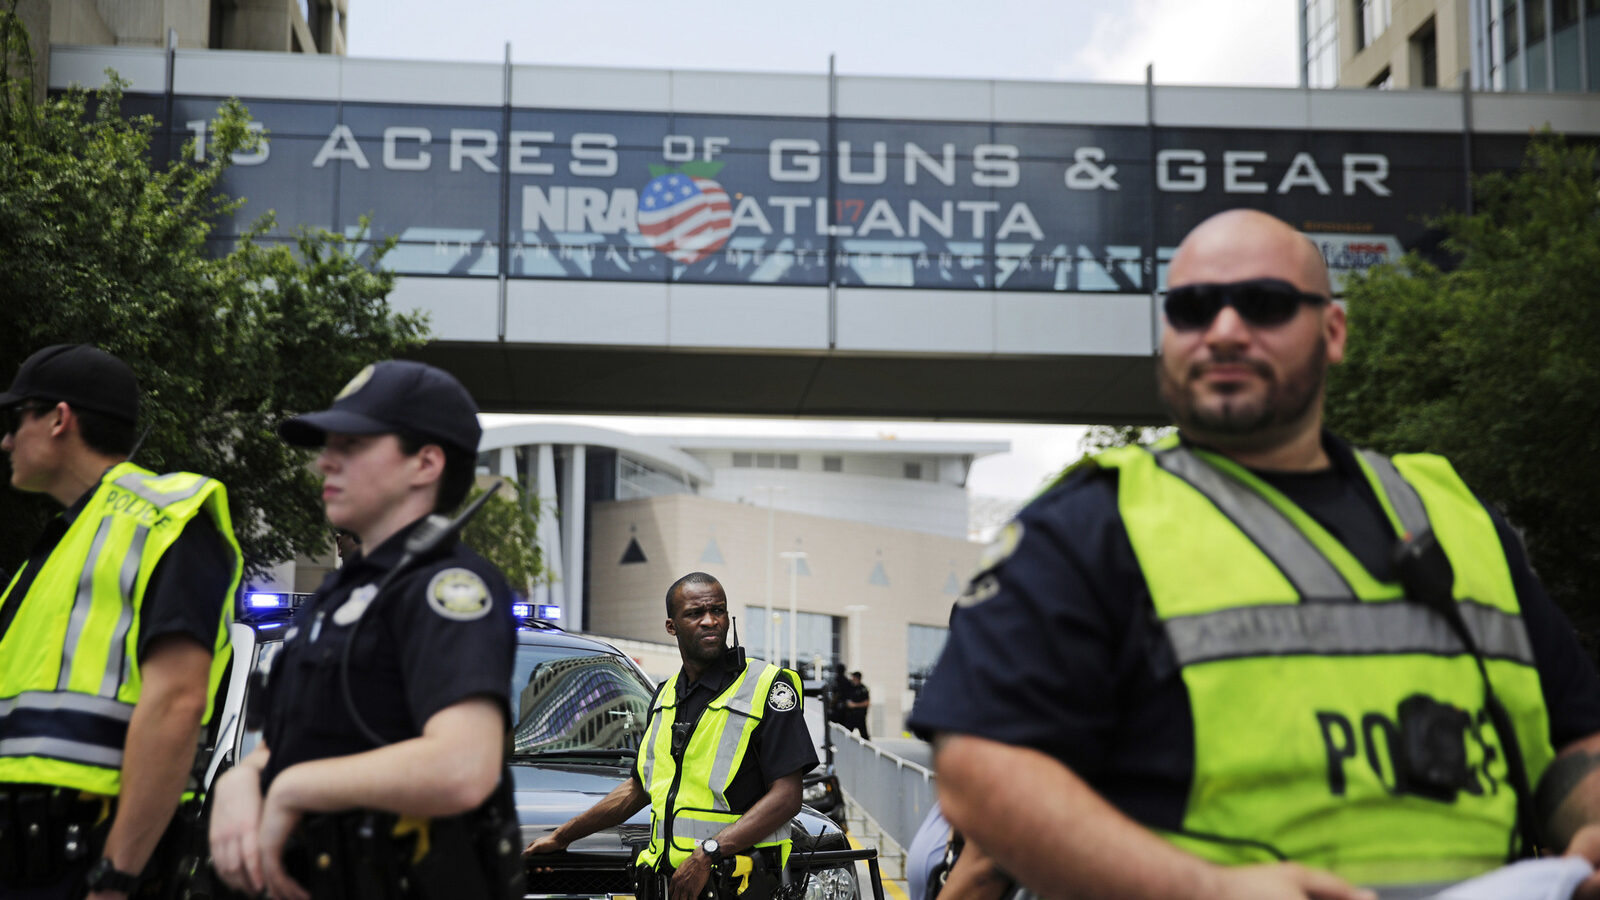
top-left (260, 517), bottom-right (515, 789)
top-left (908, 433), bottom-right (1600, 831)
top-left (631, 655), bottom-right (819, 812)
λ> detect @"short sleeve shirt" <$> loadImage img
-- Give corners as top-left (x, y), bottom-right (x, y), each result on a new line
top-left (631, 656), bottom-right (819, 811)
top-left (908, 433), bottom-right (1600, 831)
top-left (260, 519), bottom-right (516, 789)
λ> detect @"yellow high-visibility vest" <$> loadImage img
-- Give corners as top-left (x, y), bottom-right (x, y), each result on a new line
top-left (0, 462), bottom-right (241, 795)
top-left (635, 659), bottom-right (798, 871)
top-left (1096, 438), bottom-right (1553, 887)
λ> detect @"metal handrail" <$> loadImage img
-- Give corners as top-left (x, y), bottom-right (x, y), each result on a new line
top-left (828, 725), bottom-right (936, 854)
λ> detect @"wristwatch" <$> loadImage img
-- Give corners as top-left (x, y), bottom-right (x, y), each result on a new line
top-left (700, 838), bottom-right (723, 866)
top-left (84, 857), bottom-right (138, 893)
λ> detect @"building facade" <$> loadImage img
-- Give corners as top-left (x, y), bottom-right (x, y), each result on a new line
top-left (488, 422), bottom-right (1000, 737)
top-left (20, 0), bottom-right (345, 92)
top-left (274, 419), bottom-right (997, 734)
top-left (1300, 0), bottom-right (1599, 91)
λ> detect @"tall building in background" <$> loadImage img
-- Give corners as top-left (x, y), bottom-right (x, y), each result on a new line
top-left (1299, 0), bottom-right (1598, 92)
top-left (21, 0), bottom-right (345, 88)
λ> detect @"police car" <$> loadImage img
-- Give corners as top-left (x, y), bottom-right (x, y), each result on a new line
top-left (183, 602), bottom-right (881, 900)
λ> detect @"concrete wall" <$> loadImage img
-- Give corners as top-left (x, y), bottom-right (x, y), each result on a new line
top-left (1343, 0), bottom-right (1471, 88)
top-left (697, 460), bottom-right (972, 540)
top-left (587, 493), bottom-right (979, 736)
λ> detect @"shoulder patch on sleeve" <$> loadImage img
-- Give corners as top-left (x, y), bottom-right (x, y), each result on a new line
top-left (426, 567), bottom-right (492, 621)
top-left (767, 679), bottom-right (798, 712)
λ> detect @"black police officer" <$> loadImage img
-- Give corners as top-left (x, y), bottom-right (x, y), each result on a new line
top-left (208, 361), bottom-right (520, 900)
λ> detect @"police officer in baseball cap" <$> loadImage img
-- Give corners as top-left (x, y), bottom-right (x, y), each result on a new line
top-left (0, 344), bottom-right (242, 898)
top-left (209, 360), bottom-right (521, 900)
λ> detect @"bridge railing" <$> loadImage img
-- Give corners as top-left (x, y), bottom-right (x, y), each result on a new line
top-left (829, 724), bottom-right (936, 853)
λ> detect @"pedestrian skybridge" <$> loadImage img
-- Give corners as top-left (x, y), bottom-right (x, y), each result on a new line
top-left (51, 46), bottom-right (1600, 422)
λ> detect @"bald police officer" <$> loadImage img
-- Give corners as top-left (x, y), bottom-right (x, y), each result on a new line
top-left (913, 210), bottom-right (1600, 899)
top-left (208, 360), bottom-right (520, 900)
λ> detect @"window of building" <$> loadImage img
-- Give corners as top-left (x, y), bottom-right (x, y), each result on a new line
top-left (733, 452), bottom-right (753, 468)
top-left (1369, 67), bottom-right (1394, 89)
top-left (1526, 0), bottom-right (1550, 89)
top-left (903, 462), bottom-right (923, 480)
top-left (823, 456), bottom-right (843, 473)
top-left (755, 453), bottom-right (776, 468)
top-left (1589, 0), bottom-right (1600, 90)
top-left (778, 454), bottom-right (799, 470)
top-left (617, 454), bottom-right (691, 500)
top-left (744, 608), bottom-right (841, 679)
top-left (1552, 0), bottom-right (1582, 90)
top-left (908, 624), bottom-right (949, 695)
top-left (1411, 20), bottom-right (1438, 87)
top-left (1504, 0), bottom-right (1524, 89)
top-left (1356, 0), bottom-right (1392, 50)
top-left (1302, 0), bottom-right (1341, 87)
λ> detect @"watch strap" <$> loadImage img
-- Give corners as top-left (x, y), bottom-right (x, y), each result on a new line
top-left (85, 857), bottom-right (138, 893)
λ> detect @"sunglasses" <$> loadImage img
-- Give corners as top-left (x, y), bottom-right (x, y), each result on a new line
top-left (2, 401), bottom-right (52, 437)
top-left (1163, 278), bottom-right (1330, 332)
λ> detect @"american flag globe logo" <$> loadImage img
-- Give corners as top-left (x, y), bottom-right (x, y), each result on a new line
top-left (637, 162), bottom-right (733, 265)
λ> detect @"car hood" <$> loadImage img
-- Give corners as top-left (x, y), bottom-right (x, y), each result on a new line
top-left (511, 760), bottom-right (847, 857)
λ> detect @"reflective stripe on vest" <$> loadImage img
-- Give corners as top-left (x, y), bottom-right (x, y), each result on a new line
top-left (0, 462), bottom-right (241, 795)
top-left (635, 659), bottom-right (795, 871)
top-left (652, 814), bottom-right (788, 845)
top-left (1097, 440), bottom-right (1554, 887)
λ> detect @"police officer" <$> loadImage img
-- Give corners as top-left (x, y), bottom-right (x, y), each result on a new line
top-left (207, 360), bottom-right (519, 900)
top-left (525, 572), bottom-right (818, 900)
top-left (0, 344), bottom-right (242, 898)
top-left (911, 210), bottom-right (1600, 898)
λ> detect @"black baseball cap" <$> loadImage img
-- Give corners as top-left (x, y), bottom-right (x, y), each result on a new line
top-left (278, 360), bottom-right (482, 454)
top-left (0, 344), bottom-right (139, 423)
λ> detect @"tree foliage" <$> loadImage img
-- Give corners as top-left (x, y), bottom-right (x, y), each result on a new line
top-left (460, 480), bottom-right (547, 597)
top-left (0, 13), bottom-right (429, 578)
top-left (1326, 134), bottom-right (1600, 642)
top-left (1077, 424), bottom-right (1176, 456)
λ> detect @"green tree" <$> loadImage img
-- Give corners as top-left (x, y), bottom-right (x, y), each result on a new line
top-left (1326, 134), bottom-right (1600, 644)
top-left (1077, 424), bottom-right (1175, 456)
top-left (0, 13), bottom-right (429, 577)
top-left (460, 480), bottom-right (548, 596)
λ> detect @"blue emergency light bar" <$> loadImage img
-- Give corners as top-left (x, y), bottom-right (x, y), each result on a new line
top-left (247, 592), bottom-right (285, 609)
top-left (511, 603), bottom-right (533, 618)
top-left (538, 605), bottom-right (562, 620)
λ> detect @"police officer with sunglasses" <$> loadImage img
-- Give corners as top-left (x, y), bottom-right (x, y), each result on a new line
top-left (0, 344), bottom-right (242, 899)
top-left (911, 209), bottom-right (1600, 899)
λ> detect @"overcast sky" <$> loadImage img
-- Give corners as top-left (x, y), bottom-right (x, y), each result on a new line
top-left (346, 0), bottom-right (1301, 501)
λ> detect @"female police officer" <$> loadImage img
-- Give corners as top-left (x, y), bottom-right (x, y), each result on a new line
top-left (208, 361), bottom-right (520, 900)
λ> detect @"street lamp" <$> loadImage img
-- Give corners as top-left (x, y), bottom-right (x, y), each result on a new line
top-left (779, 550), bottom-right (807, 670)
top-left (844, 604), bottom-right (870, 671)
top-left (754, 485), bottom-right (784, 661)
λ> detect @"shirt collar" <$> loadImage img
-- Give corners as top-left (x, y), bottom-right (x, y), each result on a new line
top-left (1177, 429), bottom-right (1356, 478)
top-left (677, 653), bottom-right (736, 696)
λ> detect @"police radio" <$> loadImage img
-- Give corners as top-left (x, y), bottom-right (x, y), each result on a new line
top-left (723, 614), bottom-right (746, 671)
top-left (1391, 528), bottom-right (1540, 856)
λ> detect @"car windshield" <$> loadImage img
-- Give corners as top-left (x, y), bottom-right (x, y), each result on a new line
top-left (510, 643), bottom-right (654, 758)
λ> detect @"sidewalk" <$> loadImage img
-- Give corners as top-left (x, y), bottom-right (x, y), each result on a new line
top-left (843, 788), bottom-right (911, 900)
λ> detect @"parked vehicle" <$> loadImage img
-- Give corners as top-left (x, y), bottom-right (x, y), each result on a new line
top-left (175, 609), bottom-right (882, 900)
